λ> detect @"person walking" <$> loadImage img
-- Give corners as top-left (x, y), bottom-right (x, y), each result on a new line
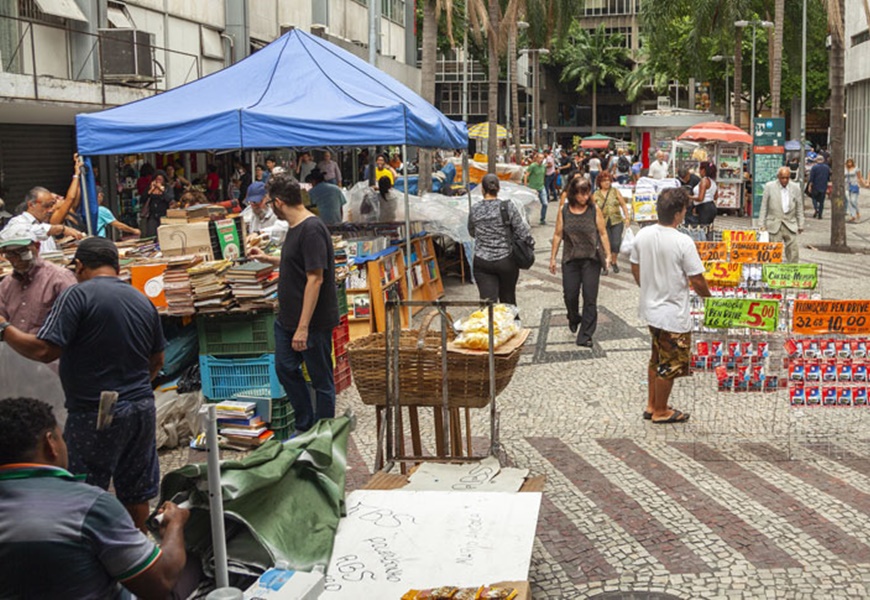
top-left (808, 155), bottom-right (831, 219)
top-left (550, 177), bottom-right (610, 348)
top-left (845, 158), bottom-right (868, 222)
top-left (317, 151), bottom-right (342, 187)
top-left (468, 174), bottom-right (533, 306)
top-left (306, 169), bottom-right (347, 225)
top-left (630, 188), bottom-right (710, 424)
top-left (248, 174), bottom-right (339, 433)
top-left (523, 153), bottom-right (548, 225)
top-left (759, 167), bottom-right (806, 263)
top-left (686, 161), bottom-right (719, 235)
top-left (592, 172), bottom-right (630, 273)
top-left (587, 152), bottom-right (602, 193)
top-left (0, 238), bottom-right (166, 530)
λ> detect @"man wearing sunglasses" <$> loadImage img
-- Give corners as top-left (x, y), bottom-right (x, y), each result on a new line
top-left (0, 224), bottom-right (76, 335)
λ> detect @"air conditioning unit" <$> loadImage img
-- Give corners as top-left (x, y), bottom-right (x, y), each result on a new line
top-left (99, 29), bottom-right (155, 82)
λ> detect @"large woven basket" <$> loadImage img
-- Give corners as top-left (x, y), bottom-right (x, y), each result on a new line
top-left (346, 311), bottom-right (522, 408)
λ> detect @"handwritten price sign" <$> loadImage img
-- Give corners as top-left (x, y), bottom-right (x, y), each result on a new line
top-left (762, 263), bottom-right (818, 289)
top-left (729, 241), bottom-right (784, 264)
top-left (704, 298), bottom-right (780, 332)
top-left (793, 300), bottom-right (870, 335)
top-left (703, 261), bottom-right (742, 287)
top-left (722, 229), bottom-right (757, 244)
top-left (696, 242), bottom-right (729, 262)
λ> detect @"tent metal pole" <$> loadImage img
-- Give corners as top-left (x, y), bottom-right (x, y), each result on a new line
top-left (81, 158), bottom-right (94, 235)
top-left (403, 143), bottom-right (412, 326)
top-left (205, 404), bottom-right (230, 589)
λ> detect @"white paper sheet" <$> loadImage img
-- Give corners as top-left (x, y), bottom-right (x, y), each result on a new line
top-left (403, 456), bottom-right (529, 492)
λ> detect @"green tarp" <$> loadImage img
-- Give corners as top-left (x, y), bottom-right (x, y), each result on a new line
top-left (159, 415), bottom-right (351, 576)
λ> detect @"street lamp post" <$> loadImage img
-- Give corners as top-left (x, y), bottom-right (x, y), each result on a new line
top-left (711, 55), bottom-right (735, 123)
top-left (520, 47), bottom-right (549, 148)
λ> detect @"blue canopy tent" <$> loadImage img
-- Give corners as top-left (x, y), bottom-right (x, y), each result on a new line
top-left (75, 27), bottom-right (468, 246)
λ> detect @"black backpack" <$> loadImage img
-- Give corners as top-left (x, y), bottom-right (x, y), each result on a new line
top-left (617, 155), bottom-right (630, 172)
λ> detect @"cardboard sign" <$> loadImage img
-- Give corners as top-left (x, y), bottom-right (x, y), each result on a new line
top-left (632, 192), bottom-right (658, 222)
top-left (793, 300), bottom-right (870, 335)
top-left (762, 263), bottom-right (818, 289)
top-left (157, 222), bottom-right (213, 258)
top-left (696, 242), bottom-right (730, 262)
top-left (729, 241), bottom-right (783, 264)
top-left (215, 219), bottom-right (241, 259)
top-left (703, 261), bottom-right (742, 287)
top-left (704, 298), bottom-right (779, 332)
top-left (721, 229), bottom-right (756, 244)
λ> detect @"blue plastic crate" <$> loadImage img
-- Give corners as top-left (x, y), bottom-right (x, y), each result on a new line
top-left (200, 354), bottom-right (285, 400)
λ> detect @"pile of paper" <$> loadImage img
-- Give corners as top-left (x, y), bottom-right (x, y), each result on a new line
top-left (163, 254), bottom-right (202, 316)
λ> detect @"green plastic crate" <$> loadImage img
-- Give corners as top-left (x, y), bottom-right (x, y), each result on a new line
top-left (272, 424), bottom-right (295, 442)
top-left (197, 312), bottom-right (277, 356)
top-left (337, 285), bottom-right (348, 316)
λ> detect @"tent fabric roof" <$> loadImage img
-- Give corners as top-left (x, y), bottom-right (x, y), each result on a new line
top-left (76, 29), bottom-right (467, 155)
top-left (580, 139), bottom-right (611, 149)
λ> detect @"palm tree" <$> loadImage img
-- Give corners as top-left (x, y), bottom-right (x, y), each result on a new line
top-left (554, 23), bottom-right (629, 134)
top-left (771, 0), bottom-right (784, 116)
top-left (486, 0), bottom-right (500, 173)
top-left (619, 44), bottom-right (671, 103)
top-left (827, 0), bottom-right (846, 248)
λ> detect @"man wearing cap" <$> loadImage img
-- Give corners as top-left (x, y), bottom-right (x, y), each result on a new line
top-left (242, 181), bottom-right (278, 233)
top-left (3, 187), bottom-right (84, 254)
top-left (0, 224), bottom-right (76, 334)
top-left (306, 169), bottom-right (346, 225)
top-left (0, 237), bottom-right (165, 530)
top-left (808, 155), bottom-right (831, 219)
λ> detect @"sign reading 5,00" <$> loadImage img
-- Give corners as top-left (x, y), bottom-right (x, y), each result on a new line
top-left (792, 300), bottom-right (870, 335)
top-left (704, 298), bottom-right (779, 332)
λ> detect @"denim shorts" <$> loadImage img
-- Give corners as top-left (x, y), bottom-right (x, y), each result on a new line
top-left (65, 401), bottom-right (159, 505)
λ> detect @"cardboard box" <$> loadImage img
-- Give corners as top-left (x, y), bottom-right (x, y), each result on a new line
top-left (157, 222), bottom-right (213, 258)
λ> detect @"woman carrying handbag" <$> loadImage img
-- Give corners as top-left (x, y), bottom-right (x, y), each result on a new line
top-left (592, 171), bottom-right (630, 273)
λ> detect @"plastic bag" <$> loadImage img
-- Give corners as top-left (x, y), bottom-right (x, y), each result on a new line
top-left (620, 227), bottom-right (636, 257)
top-left (453, 304), bottom-right (520, 350)
top-left (0, 345), bottom-right (67, 428)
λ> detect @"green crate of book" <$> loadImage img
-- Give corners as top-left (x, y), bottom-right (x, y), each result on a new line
top-left (270, 398), bottom-right (293, 421)
top-left (272, 424), bottom-right (295, 442)
top-left (270, 412), bottom-right (294, 431)
top-left (197, 312), bottom-right (277, 356)
top-left (336, 284), bottom-right (348, 316)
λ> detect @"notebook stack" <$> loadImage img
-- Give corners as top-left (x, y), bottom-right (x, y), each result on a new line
top-left (214, 400), bottom-right (274, 448)
top-left (163, 254), bottom-right (203, 316)
top-left (189, 259), bottom-right (234, 313)
top-left (225, 261), bottom-right (279, 312)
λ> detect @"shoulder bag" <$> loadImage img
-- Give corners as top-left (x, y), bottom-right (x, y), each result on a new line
top-left (499, 200), bottom-right (535, 269)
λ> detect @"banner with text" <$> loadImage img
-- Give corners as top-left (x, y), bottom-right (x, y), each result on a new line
top-left (696, 242), bottom-right (730, 262)
top-left (792, 300), bottom-right (870, 335)
top-left (762, 263), bottom-right (818, 289)
top-left (704, 298), bottom-right (780, 332)
top-left (721, 230), bottom-right (757, 244)
top-left (729, 241), bottom-right (784, 264)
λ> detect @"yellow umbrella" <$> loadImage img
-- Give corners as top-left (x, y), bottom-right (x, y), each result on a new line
top-left (467, 122), bottom-right (509, 140)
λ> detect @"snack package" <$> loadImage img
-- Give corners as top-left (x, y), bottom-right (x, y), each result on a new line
top-left (742, 342), bottom-right (754, 357)
top-left (711, 340), bottom-right (725, 356)
top-left (806, 360), bottom-right (821, 382)
top-left (838, 361), bottom-right (853, 382)
top-left (855, 387), bottom-right (868, 406)
top-left (728, 341), bottom-right (742, 357)
top-left (696, 341), bottom-right (710, 356)
top-left (478, 587), bottom-right (519, 600)
top-left (790, 385), bottom-right (806, 406)
top-left (757, 341), bottom-right (770, 357)
top-left (823, 361), bottom-right (838, 382)
top-left (789, 361), bottom-right (805, 382)
top-left (837, 341), bottom-right (852, 359)
top-left (804, 339), bottom-right (821, 359)
top-left (854, 340), bottom-right (868, 358)
top-left (838, 387), bottom-right (853, 406)
top-left (823, 386), bottom-right (838, 406)
top-left (806, 386), bottom-right (821, 405)
top-left (822, 339), bottom-right (837, 358)
top-left (453, 304), bottom-right (520, 351)
top-left (855, 363), bottom-right (868, 383)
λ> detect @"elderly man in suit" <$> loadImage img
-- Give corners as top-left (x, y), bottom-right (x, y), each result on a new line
top-left (758, 166), bottom-right (806, 263)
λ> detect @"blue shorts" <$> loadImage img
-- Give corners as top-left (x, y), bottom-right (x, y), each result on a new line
top-left (65, 401), bottom-right (159, 505)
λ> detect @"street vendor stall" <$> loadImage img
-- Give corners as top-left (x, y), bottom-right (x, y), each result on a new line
top-left (677, 121), bottom-right (752, 217)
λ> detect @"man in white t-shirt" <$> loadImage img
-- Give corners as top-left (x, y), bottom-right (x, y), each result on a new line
top-left (630, 187), bottom-right (711, 424)
top-left (648, 151), bottom-right (670, 180)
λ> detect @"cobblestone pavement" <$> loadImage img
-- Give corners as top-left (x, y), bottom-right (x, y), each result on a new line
top-left (335, 191), bottom-right (870, 598)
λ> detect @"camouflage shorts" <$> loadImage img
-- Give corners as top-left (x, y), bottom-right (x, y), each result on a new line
top-left (648, 327), bottom-right (692, 380)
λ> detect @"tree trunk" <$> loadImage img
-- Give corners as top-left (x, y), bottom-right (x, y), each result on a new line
top-left (592, 80), bottom-right (598, 135)
top-left (487, 0), bottom-right (500, 173)
top-left (511, 29), bottom-right (522, 163)
top-left (771, 0), bottom-right (783, 116)
top-left (733, 29), bottom-right (743, 130)
top-left (418, 0), bottom-right (437, 193)
top-left (830, 0), bottom-right (847, 248)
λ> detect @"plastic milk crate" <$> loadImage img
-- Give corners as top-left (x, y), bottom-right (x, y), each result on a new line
top-left (199, 354), bottom-right (285, 400)
top-left (196, 312), bottom-right (277, 357)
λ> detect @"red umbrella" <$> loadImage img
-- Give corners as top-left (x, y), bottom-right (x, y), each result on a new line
top-left (677, 121), bottom-right (752, 144)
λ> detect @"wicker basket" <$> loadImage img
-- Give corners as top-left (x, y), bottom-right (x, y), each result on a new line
top-left (347, 311), bottom-right (523, 408)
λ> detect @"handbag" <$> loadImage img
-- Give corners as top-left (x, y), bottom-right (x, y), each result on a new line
top-left (850, 184), bottom-right (860, 194)
top-left (499, 200), bottom-right (535, 269)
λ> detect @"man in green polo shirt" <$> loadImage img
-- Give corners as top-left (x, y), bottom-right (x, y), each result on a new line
top-left (0, 397), bottom-right (189, 599)
top-left (523, 152), bottom-right (548, 225)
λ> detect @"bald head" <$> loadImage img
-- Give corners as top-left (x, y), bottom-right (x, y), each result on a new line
top-left (776, 167), bottom-right (791, 186)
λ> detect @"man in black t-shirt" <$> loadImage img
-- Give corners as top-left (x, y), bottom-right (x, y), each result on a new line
top-left (0, 237), bottom-right (165, 530)
top-left (249, 174), bottom-right (339, 433)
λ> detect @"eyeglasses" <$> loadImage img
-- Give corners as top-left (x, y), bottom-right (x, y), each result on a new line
top-left (0, 247), bottom-right (30, 257)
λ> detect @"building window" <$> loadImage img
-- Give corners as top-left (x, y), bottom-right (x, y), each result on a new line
top-left (584, 0), bottom-right (640, 16)
top-left (351, 0), bottom-right (406, 26)
top-left (853, 29), bottom-right (870, 47)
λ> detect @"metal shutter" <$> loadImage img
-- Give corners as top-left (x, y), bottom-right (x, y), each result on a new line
top-left (0, 124), bottom-right (76, 213)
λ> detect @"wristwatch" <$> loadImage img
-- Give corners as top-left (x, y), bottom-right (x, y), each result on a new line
top-left (0, 321), bottom-right (10, 342)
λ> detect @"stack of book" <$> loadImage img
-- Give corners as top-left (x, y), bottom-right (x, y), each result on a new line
top-left (160, 204), bottom-right (211, 225)
top-left (214, 400), bottom-right (274, 448)
top-left (225, 261), bottom-right (278, 311)
top-left (163, 254), bottom-right (202, 316)
top-left (188, 259), bottom-right (234, 313)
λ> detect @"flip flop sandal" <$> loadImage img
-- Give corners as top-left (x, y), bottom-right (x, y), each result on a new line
top-left (652, 409), bottom-right (690, 424)
top-left (643, 406), bottom-right (673, 420)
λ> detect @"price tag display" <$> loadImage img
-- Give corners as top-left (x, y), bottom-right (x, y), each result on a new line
top-left (762, 263), bottom-right (818, 289)
top-left (696, 242), bottom-right (729, 262)
top-left (704, 298), bottom-right (780, 332)
top-left (721, 230), bottom-right (756, 244)
top-left (703, 261), bottom-right (742, 287)
top-left (793, 300), bottom-right (870, 335)
top-left (729, 241), bottom-right (783, 264)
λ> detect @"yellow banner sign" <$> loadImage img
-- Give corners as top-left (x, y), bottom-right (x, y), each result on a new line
top-left (695, 242), bottom-right (729, 262)
top-left (729, 241), bottom-right (784, 264)
top-left (703, 261), bottom-right (742, 287)
top-left (722, 229), bottom-right (757, 244)
top-left (792, 300), bottom-right (870, 335)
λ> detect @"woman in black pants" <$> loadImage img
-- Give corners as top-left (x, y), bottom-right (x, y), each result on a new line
top-left (468, 174), bottom-right (534, 305)
top-left (549, 177), bottom-right (611, 347)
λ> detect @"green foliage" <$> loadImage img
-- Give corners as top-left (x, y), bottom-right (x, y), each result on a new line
top-left (550, 22), bottom-right (630, 95)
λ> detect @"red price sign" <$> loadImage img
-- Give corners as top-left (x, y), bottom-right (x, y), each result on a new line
top-left (722, 230), bottom-right (757, 244)
top-left (729, 241), bottom-right (784, 264)
top-left (696, 242), bottom-right (729, 262)
top-left (793, 300), bottom-right (870, 335)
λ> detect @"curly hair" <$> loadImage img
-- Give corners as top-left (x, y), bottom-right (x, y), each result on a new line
top-left (0, 398), bottom-right (57, 465)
